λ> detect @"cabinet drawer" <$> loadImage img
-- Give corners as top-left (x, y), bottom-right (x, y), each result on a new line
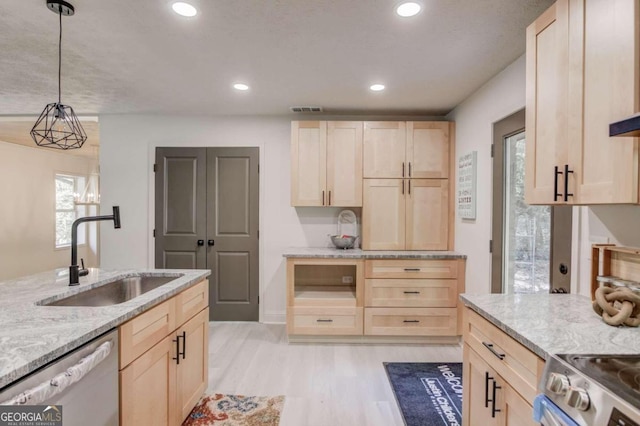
top-left (365, 259), bottom-right (458, 279)
top-left (364, 307), bottom-right (457, 336)
top-left (120, 297), bottom-right (176, 369)
top-left (287, 307), bottom-right (363, 335)
top-left (364, 279), bottom-right (457, 307)
top-left (463, 308), bottom-right (544, 405)
top-left (175, 279), bottom-right (209, 326)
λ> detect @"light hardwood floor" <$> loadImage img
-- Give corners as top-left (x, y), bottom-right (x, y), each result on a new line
top-left (207, 322), bottom-right (462, 426)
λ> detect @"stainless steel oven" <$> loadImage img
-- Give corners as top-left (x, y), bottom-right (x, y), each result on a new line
top-left (535, 354), bottom-right (640, 426)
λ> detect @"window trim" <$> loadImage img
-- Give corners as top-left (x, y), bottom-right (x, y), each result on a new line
top-left (54, 172), bottom-right (88, 250)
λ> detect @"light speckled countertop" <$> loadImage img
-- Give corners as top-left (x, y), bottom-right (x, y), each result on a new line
top-left (461, 293), bottom-right (640, 360)
top-left (283, 247), bottom-right (466, 259)
top-left (0, 268), bottom-right (210, 390)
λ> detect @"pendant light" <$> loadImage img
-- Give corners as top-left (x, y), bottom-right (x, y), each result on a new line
top-left (31, 0), bottom-right (87, 150)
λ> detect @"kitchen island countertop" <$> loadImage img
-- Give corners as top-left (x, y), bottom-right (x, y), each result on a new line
top-left (0, 268), bottom-right (210, 390)
top-left (461, 293), bottom-right (640, 360)
top-left (283, 247), bottom-right (466, 259)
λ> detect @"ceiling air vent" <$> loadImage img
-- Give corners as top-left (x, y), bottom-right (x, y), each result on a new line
top-left (290, 106), bottom-right (323, 113)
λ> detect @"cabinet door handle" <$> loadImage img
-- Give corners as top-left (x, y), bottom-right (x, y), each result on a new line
top-left (402, 179), bottom-right (405, 195)
top-left (491, 381), bottom-right (502, 418)
top-left (409, 162), bottom-right (412, 177)
top-left (408, 179), bottom-right (411, 195)
top-left (322, 190), bottom-right (325, 206)
top-left (403, 291), bottom-right (420, 294)
top-left (564, 164), bottom-right (574, 202)
top-left (402, 162), bottom-right (405, 177)
top-left (316, 319), bottom-right (333, 323)
top-left (172, 334), bottom-right (181, 365)
top-left (403, 320), bottom-right (420, 323)
top-left (554, 166), bottom-right (563, 201)
top-left (482, 342), bottom-right (506, 360)
top-left (403, 268), bottom-right (421, 272)
top-left (180, 331), bottom-right (186, 360)
top-left (485, 372), bottom-right (493, 408)
top-left (328, 190), bottom-right (331, 206)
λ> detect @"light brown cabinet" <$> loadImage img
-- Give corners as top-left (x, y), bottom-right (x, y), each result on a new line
top-left (526, 0), bottom-right (640, 205)
top-left (462, 307), bottom-right (544, 426)
top-left (120, 280), bottom-right (209, 426)
top-left (362, 179), bottom-right (449, 250)
top-left (290, 121), bottom-right (363, 207)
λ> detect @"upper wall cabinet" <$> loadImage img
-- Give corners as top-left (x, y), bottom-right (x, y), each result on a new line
top-left (291, 121), bottom-right (363, 207)
top-left (363, 122), bottom-right (451, 179)
top-left (525, 0), bottom-right (640, 205)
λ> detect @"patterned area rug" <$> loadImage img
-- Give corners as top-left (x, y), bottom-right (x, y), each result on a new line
top-left (384, 362), bottom-right (463, 426)
top-left (183, 393), bottom-right (285, 426)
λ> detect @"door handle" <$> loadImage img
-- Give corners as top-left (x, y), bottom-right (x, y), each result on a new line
top-left (409, 162), bottom-right (412, 177)
top-left (402, 162), bottom-right (405, 177)
top-left (208, 240), bottom-right (215, 246)
top-left (553, 166), bottom-right (563, 201)
top-left (328, 190), bottom-right (331, 206)
top-left (402, 180), bottom-right (405, 195)
top-left (197, 239), bottom-right (204, 246)
top-left (563, 164), bottom-right (574, 202)
top-left (491, 381), bottom-right (502, 417)
top-left (180, 331), bottom-right (186, 360)
top-left (408, 179), bottom-right (411, 195)
top-left (485, 372), bottom-right (493, 408)
top-left (172, 334), bottom-right (181, 365)
top-left (322, 190), bottom-right (325, 206)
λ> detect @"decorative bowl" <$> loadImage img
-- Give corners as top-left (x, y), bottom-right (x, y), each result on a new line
top-left (330, 235), bottom-right (356, 249)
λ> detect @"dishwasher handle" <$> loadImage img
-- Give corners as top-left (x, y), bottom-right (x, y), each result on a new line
top-left (1, 340), bottom-right (113, 406)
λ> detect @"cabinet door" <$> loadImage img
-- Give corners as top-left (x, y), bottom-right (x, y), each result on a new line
top-left (177, 308), bottom-right (209, 424)
top-left (291, 121), bottom-right (327, 206)
top-left (406, 122), bottom-right (450, 179)
top-left (362, 179), bottom-right (405, 250)
top-left (501, 383), bottom-right (536, 426)
top-left (406, 179), bottom-right (449, 250)
top-left (327, 121), bottom-right (363, 206)
top-left (363, 122), bottom-right (406, 178)
top-left (525, 0), bottom-right (570, 204)
top-left (572, 0), bottom-right (639, 203)
top-left (120, 335), bottom-right (177, 426)
top-left (463, 345), bottom-right (499, 426)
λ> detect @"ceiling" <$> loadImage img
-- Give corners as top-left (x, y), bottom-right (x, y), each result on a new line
top-left (0, 0), bottom-right (554, 117)
top-left (0, 119), bottom-right (99, 157)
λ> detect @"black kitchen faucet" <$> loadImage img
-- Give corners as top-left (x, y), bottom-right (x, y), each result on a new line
top-left (69, 206), bottom-right (121, 286)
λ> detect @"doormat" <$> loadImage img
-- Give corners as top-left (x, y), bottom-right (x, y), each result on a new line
top-left (183, 393), bottom-right (285, 426)
top-left (384, 362), bottom-right (463, 426)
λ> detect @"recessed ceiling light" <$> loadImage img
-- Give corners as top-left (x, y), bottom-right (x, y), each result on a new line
top-left (370, 84), bottom-right (385, 92)
top-left (233, 83), bottom-right (250, 91)
top-left (396, 2), bottom-right (421, 17)
top-left (172, 2), bottom-right (197, 17)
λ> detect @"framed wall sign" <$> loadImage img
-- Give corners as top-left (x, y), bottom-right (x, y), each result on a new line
top-left (458, 151), bottom-right (477, 220)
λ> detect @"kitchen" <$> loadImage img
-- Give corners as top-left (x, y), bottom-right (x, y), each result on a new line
top-left (1, 0), bottom-right (640, 425)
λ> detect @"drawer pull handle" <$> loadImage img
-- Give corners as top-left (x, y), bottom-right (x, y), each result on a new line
top-left (403, 320), bottom-right (420, 323)
top-left (482, 342), bottom-right (506, 360)
top-left (403, 291), bottom-right (420, 294)
top-left (316, 319), bottom-right (333, 323)
top-left (403, 268), bottom-right (421, 272)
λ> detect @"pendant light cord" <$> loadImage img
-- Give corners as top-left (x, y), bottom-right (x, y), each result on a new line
top-left (58, 7), bottom-right (62, 105)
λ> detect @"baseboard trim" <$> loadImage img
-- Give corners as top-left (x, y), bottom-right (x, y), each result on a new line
top-left (287, 335), bottom-right (461, 345)
top-left (261, 311), bottom-right (286, 324)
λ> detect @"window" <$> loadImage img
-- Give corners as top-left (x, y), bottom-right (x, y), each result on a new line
top-left (55, 174), bottom-right (86, 248)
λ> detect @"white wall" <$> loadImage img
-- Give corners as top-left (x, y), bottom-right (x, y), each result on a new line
top-left (0, 141), bottom-right (98, 281)
top-left (446, 54), bottom-right (640, 296)
top-left (99, 115), bottom-right (371, 323)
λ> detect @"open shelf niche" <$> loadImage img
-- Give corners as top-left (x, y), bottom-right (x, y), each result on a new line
top-left (293, 264), bottom-right (358, 307)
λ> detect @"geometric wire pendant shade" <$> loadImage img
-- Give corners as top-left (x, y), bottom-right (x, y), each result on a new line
top-left (31, 0), bottom-right (87, 150)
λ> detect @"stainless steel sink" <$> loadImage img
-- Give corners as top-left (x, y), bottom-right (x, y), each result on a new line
top-left (44, 275), bottom-right (181, 307)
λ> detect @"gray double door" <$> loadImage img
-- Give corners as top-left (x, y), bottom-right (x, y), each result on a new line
top-left (155, 147), bottom-right (259, 321)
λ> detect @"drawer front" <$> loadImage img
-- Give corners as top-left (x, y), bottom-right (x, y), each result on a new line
top-left (287, 307), bottom-right (363, 335)
top-left (120, 297), bottom-right (176, 369)
top-left (463, 308), bottom-right (544, 405)
top-left (364, 307), bottom-right (457, 336)
top-left (176, 279), bottom-right (209, 326)
top-left (364, 278), bottom-right (457, 307)
top-left (365, 259), bottom-right (458, 279)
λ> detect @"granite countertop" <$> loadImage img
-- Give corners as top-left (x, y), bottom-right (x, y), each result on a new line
top-left (0, 268), bottom-right (210, 390)
top-left (283, 247), bottom-right (466, 259)
top-left (460, 293), bottom-right (640, 360)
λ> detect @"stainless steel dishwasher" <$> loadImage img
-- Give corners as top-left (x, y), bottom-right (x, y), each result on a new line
top-left (0, 329), bottom-right (118, 426)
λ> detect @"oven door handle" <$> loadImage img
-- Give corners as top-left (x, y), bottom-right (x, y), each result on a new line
top-left (533, 395), bottom-right (580, 426)
top-left (0, 340), bottom-right (114, 406)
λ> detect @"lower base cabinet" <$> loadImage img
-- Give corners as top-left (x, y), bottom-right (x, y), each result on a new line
top-left (119, 281), bottom-right (209, 426)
